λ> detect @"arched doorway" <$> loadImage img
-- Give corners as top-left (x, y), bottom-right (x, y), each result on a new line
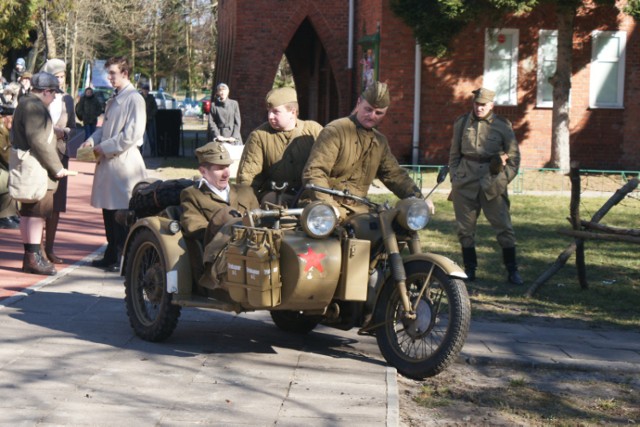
top-left (284, 18), bottom-right (339, 125)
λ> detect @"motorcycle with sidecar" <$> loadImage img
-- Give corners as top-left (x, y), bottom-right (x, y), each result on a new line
top-left (119, 170), bottom-right (471, 379)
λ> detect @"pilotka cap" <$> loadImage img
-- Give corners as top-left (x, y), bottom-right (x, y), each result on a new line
top-left (472, 87), bottom-right (495, 103)
top-left (195, 141), bottom-right (233, 166)
top-left (265, 87), bottom-right (297, 108)
top-left (362, 81), bottom-right (390, 108)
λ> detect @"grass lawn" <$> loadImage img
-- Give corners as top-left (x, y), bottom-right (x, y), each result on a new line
top-left (420, 192), bottom-right (639, 329)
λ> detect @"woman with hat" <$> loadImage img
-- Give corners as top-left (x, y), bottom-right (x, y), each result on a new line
top-left (39, 58), bottom-right (77, 264)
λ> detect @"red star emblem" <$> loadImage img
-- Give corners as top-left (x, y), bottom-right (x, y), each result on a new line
top-left (298, 247), bottom-right (326, 273)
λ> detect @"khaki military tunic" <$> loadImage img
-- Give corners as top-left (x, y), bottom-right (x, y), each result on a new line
top-left (180, 181), bottom-right (259, 242)
top-left (303, 115), bottom-right (421, 214)
top-left (237, 119), bottom-right (322, 200)
top-left (448, 111), bottom-right (520, 248)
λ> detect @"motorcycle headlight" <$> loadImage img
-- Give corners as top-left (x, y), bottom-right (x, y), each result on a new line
top-left (300, 201), bottom-right (338, 239)
top-left (396, 198), bottom-right (430, 231)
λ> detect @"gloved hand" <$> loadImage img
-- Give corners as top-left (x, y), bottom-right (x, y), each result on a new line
top-left (489, 155), bottom-right (504, 175)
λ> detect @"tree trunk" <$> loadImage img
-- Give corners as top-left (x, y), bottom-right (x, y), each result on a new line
top-left (550, 6), bottom-right (575, 174)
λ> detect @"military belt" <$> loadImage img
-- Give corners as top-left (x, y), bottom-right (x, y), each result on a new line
top-left (462, 154), bottom-right (492, 164)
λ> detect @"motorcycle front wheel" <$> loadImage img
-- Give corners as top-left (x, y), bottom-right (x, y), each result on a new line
top-left (124, 228), bottom-right (181, 342)
top-left (373, 260), bottom-right (471, 379)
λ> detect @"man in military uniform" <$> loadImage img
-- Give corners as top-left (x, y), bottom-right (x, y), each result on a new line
top-left (448, 87), bottom-right (523, 285)
top-left (180, 141), bottom-right (258, 244)
top-left (0, 104), bottom-right (19, 229)
top-left (237, 87), bottom-right (322, 205)
top-left (302, 81), bottom-right (423, 218)
top-left (180, 141), bottom-right (259, 288)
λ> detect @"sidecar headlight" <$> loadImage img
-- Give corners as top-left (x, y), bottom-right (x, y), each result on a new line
top-left (301, 201), bottom-right (337, 239)
top-left (168, 220), bottom-right (181, 235)
top-left (396, 198), bottom-right (430, 231)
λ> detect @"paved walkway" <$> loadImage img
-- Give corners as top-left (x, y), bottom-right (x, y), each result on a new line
top-left (1, 158), bottom-right (639, 426)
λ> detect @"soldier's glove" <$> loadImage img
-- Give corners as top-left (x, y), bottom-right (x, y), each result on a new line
top-left (489, 155), bottom-right (504, 175)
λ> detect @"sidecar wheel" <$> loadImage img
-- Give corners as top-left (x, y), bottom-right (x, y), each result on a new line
top-left (373, 260), bottom-right (471, 379)
top-left (270, 310), bottom-right (320, 334)
top-left (124, 228), bottom-right (181, 342)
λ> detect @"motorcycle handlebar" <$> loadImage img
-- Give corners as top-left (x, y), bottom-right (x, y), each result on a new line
top-left (304, 184), bottom-right (376, 208)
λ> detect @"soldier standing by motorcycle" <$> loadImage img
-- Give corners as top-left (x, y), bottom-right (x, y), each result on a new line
top-left (302, 81), bottom-right (428, 218)
top-left (448, 87), bottom-right (523, 285)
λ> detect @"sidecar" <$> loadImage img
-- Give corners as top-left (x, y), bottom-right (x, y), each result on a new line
top-left (120, 183), bottom-right (372, 342)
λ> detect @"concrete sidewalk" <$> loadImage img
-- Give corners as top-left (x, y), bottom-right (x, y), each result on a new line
top-left (0, 263), bottom-right (397, 426)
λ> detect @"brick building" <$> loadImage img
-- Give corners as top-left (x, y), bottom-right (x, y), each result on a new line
top-left (215, 0), bottom-right (639, 171)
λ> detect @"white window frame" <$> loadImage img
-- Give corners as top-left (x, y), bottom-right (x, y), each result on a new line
top-left (589, 30), bottom-right (626, 109)
top-left (484, 28), bottom-right (518, 106)
top-left (537, 29), bottom-right (557, 108)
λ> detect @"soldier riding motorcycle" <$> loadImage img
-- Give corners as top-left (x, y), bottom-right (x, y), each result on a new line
top-left (120, 168), bottom-right (471, 379)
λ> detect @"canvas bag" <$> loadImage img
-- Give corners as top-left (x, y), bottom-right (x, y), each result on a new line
top-left (8, 147), bottom-right (48, 203)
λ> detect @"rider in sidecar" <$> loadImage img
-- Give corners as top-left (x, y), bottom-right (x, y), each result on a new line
top-left (178, 141), bottom-right (258, 289)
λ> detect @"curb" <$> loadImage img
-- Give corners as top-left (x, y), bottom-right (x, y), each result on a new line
top-left (0, 246), bottom-right (105, 310)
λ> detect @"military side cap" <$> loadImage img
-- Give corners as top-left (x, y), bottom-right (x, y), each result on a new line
top-left (472, 87), bottom-right (495, 103)
top-left (21, 71), bottom-right (32, 79)
top-left (31, 72), bottom-right (63, 93)
top-left (195, 141), bottom-right (233, 165)
top-left (362, 81), bottom-right (390, 108)
top-left (266, 87), bottom-right (297, 108)
top-left (41, 58), bottom-right (66, 75)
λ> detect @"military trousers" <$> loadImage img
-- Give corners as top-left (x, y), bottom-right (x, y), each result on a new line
top-left (452, 189), bottom-right (516, 249)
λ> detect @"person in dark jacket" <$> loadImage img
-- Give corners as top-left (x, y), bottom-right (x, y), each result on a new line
top-left (208, 83), bottom-right (242, 144)
top-left (75, 87), bottom-right (103, 140)
top-left (10, 73), bottom-right (71, 275)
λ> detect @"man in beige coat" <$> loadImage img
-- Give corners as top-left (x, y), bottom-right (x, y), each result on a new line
top-left (237, 87), bottom-right (322, 205)
top-left (80, 56), bottom-right (147, 272)
top-left (303, 81), bottom-right (422, 218)
top-left (448, 87), bottom-right (522, 285)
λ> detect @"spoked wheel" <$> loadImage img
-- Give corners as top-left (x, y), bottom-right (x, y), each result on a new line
top-left (124, 229), bottom-right (181, 341)
top-left (270, 310), bottom-right (321, 334)
top-left (373, 260), bottom-right (471, 379)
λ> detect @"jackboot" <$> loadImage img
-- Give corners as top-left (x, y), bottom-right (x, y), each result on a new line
top-left (461, 247), bottom-right (477, 281)
top-left (45, 212), bottom-right (64, 264)
top-left (502, 247), bottom-right (523, 285)
top-left (22, 252), bottom-right (57, 276)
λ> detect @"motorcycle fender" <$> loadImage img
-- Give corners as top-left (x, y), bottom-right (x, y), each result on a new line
top-left (122, 217), bottom-right (193, 296)
top-left (402, 253), bottom-right (467, 279)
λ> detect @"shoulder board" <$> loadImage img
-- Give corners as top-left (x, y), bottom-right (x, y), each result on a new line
top-left (454, 113), bottom-right (469, 124)
top-left (493, 114), bottom-right (512, 126)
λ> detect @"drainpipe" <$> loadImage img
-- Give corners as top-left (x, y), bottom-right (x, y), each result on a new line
top-left (412, 41), bottom-right (422, 165)
top-left (348, 0), bottom-right (354, 70)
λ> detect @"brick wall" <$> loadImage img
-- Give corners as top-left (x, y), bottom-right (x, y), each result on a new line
top-left (217, 0), bottom-right (639, 170)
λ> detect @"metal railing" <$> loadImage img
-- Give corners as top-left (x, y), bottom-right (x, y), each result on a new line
top-left (401, 165), bottom-right (640, 195)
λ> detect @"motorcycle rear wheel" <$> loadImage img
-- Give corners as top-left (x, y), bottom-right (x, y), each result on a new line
top-left (270, 310), bottom-right (321, 334)
top-left (124, 228), bottom-right (181, 342)
top-left (373, 260), bottom-right (471, 379)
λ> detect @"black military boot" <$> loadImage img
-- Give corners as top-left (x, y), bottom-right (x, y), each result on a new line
top-left (502, 247), bottom-right (523, 285)
top-left (462, 247), bottom-right (477, 282)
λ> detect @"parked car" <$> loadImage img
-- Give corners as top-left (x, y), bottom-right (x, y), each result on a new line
top-left (150, 90), bottom-right (179, 109)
